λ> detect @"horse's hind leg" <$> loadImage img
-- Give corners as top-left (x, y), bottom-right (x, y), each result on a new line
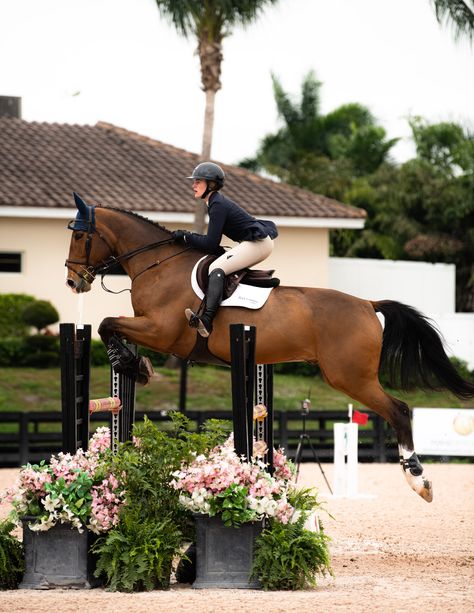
top-left (321, 360), bottom-right (433, 502)
top-left (381, 393), bottom-right (433, 503)
top-left (361, 389), bottom-right (432, 502)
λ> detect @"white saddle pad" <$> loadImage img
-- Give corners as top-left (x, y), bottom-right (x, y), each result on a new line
top-left (191, 256), bottom-right (274, 310)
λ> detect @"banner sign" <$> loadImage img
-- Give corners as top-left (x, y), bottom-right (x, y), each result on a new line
top-left (413, 408), bottom-right (474, 456)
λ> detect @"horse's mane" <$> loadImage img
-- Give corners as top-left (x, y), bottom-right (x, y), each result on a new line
top-left (99, 205), bottom-right (172, 235)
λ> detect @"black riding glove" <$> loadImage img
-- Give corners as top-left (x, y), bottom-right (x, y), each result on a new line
top-left (171, 230), bottom-right (188, 244)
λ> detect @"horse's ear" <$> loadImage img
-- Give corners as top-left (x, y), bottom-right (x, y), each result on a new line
top-left (73, 192), bottom-right (88, 216)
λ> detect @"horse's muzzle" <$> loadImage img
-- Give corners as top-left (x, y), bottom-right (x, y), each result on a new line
top-left (66, 276), bottom-right (91, 294)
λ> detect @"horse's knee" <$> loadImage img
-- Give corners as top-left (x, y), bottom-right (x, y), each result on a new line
top-left (98, 317), bottom-right (117, 342)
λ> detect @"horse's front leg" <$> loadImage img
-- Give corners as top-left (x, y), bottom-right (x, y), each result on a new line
top-left (98, 315), bottom-right (158, 385)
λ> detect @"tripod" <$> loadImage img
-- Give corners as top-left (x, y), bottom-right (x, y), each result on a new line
top-left (294, 410), bottom-right (333, 494)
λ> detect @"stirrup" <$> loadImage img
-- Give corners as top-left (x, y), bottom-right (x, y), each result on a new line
top-left (185, 308), bottom-right (211, 338)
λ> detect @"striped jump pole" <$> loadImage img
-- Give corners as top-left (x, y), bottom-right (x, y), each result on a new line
top-left (60, 323), bottom-right (136, 454)
top-left (229, 324), bottom-right (274, 473)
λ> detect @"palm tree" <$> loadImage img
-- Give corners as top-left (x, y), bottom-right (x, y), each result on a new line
top-left (241, 71), bottom-right (397, 185)
top-left (430, 0), bottom-right (474, 41)
top-left (154, 0), bottom-right (279, 233)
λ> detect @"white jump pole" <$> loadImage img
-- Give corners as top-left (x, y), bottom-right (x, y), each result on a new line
top-left (333, 422), bottom-right (359, 497)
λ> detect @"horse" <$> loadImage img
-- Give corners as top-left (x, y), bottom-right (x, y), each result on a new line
top-left (65, 193), bottom-right (474, 503)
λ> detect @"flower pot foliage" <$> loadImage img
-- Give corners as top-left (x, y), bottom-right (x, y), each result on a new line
top-left (251, 511), bottom-right (333, 590)
top-left (172, 437), bottom-right (333, 588)
top-left (172, 436), bottom-right (297, 527)
top-left (0, 520), bottom-right (24, 590)
top-left (2, 427), bottom-right (124, 534)
top-left (91, 413), bottom-right (230, 591)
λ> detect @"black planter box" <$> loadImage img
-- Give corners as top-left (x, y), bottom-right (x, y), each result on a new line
top-left (193, 515), bottom-right (263, 589)
top-left (20, 518), bottom-right (101, 589)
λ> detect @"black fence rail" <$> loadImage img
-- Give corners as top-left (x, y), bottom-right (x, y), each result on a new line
top-left (0, 409), bottom-right (400, 468)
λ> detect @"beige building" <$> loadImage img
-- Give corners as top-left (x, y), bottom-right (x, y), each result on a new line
top-left (0, 105), bottom-right (365, 337)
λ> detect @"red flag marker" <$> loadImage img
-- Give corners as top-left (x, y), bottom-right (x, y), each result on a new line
top-left (352, 410), bottom-right (369, 425)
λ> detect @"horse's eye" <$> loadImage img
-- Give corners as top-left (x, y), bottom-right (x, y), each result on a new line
top-left (74, 232), bottom-right (84, 240)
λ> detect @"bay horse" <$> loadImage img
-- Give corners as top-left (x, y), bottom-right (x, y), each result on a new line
top-left (65, 194), bottom-right (474, 503)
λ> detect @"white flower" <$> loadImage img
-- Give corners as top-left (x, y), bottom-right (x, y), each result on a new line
top-left (291, 509), bottom-right (302, 524)
top-left (43, 494), bottom-right (62, 512)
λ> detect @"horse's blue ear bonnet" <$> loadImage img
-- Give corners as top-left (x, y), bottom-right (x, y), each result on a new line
top-left (69, 192), bottom-right (96, 231)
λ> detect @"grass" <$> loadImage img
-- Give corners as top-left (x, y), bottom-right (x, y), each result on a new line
top-left (0, 364), bottom-right (472, 414)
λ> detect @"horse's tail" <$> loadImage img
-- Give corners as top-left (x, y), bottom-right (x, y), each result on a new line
top-left (372, 300), bottom-right (474, 400)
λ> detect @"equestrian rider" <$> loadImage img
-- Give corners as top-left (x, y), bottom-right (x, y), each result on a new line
top-left (172, 162), bottom-right (278, 338)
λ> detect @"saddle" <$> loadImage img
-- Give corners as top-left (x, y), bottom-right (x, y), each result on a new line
top-left (196, 254), bottom-right (280, 298)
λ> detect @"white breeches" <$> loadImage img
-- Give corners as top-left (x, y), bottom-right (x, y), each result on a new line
top-left (209, 236), bottom-right (274, 276)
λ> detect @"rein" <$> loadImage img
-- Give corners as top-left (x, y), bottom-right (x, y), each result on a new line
top-left (100, 245), bottom-right (192, 295)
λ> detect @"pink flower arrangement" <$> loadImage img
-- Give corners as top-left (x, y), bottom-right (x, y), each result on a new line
top-left (1, 427), bottom-right (125, 534)
top-left (170, 436), bottom-right (297, 526)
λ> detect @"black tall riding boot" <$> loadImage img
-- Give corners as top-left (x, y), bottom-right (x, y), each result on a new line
top-left (185, 268), bottom-right (225, 338)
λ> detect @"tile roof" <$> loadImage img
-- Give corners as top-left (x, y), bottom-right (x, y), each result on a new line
top-left (0, 118), bottom-right (366, 220)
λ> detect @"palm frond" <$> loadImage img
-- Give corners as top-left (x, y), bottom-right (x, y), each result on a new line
top-left (430, 0), bottom-right (474, 41)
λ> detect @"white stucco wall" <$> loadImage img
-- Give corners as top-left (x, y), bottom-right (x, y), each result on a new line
top-left (0, 217), bottom-right (135, 337)
top-left (329, 257), bottom-right (473, 369)
top-left (429, 313), bottom-right (474, 370)
top-left (329, 257), bottom-right (456, 314)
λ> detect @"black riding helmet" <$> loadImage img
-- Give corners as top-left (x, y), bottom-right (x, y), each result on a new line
top-left (187, 162), bottom-right (225, 198)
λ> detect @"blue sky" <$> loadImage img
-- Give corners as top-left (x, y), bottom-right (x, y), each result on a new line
top-left (1, 0), bottom-right (473, 166)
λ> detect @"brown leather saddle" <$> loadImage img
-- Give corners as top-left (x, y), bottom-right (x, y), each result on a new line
top-left (185, 255), bottom-right (280, 366)
top-left (195, 254), bottom-right (280, 297)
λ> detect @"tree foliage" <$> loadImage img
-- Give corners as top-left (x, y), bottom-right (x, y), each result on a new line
top-left (241, 71), bottom-right (473, 311)
top-left (430, 0), bottom-right (474, 42)
top-left (335, 120), bottom-right (474, 311)
top-left (241, 71), bottom-right (398, 182)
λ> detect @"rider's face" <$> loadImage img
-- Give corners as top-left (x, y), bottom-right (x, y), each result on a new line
top-left (192, 179), bottom-right (207, 199)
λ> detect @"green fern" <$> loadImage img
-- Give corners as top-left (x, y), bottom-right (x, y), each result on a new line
top-left (252, 516), bottom-right (333, 590)
top-left (92, 507), bottom-right (182, 592)
top-left (0, 520), bottom-right (24, 589)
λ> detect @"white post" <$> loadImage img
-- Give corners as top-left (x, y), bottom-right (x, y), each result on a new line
top-left (346, 423), bottom-right (359, 497)
top-left (333, 423), bottom-right (347, 497)
top-left (333, 422), bottom-right (359, 497)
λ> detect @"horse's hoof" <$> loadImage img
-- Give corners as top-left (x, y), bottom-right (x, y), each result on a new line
top-left (137, 356), bottom-right (154, 386)
top-left (417, 479), bottom-right (433, 503)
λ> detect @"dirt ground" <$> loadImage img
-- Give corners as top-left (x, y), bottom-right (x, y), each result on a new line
top-left (0, 462), bottom-right (472, 613)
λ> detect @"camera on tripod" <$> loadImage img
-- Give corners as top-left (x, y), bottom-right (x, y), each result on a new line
top-left (300, 397), bottom-right (311, 416)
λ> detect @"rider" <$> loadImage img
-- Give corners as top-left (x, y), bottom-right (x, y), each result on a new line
top-left (172, 162), bottom-right (278, 338)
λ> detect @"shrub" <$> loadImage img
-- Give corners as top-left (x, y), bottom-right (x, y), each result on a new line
top-left (93, 512), bottom-right (182, 591)
top-left (22, 335), bottom-right (60, 368)
top-left (274, 362), bottom-right (321, 377)
top-left (252, 515), bottom-right (333, 590)
top-left (21, 300), bottom-right (59, 334)
top-left (0, 338), bottom-right (27, 367)
top-left (90, 340), bottom-right (109, 366)
top-left (92, 414), bottom-right (229, 591)
top-left (449, 356), bottom-right (473, 381)
top-left (0, 294), bottom-right (36, 337)
top-left (138, 346), bottom-right (168, 367)
top-left (0, 520), bottom-right (24, 589)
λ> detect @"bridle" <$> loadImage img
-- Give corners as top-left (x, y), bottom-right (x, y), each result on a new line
top-left (65, 207), bottom-right (188, 293)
